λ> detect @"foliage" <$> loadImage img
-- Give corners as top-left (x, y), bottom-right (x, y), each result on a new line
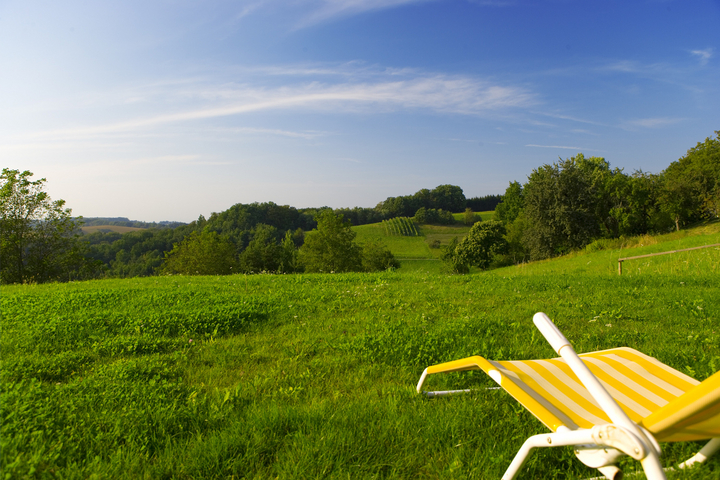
top-left (661, 131), bottom-right (720, 228)
top-left (377, 184), bottom-right (467, 218)
top-left (494, 181), bottom-right (524, 224)
top-left (2, 223), bottom-right (719, 478)
top-left (159, 231), bottom-right (237, 275)
top-left (0, 169), bottom-right (93, 284)
top-left (360, 240), bottom-right (400, 272)
top-left (462, 208), bottom-right (478, 226)
top-left (299, 210), bottom-right (362, 273)
top-left (455, 220), bottom-right (508, 270)
top-left (238, 224), bottom-right (283, 273)
top-left (523, 155), bottom-right (604, 259)
top-left (413, 207), bottom-right (455, 225)
top-left (439, 237), bottom-right (469, 274)
top-left (466, 194), bottom-right (502, 212)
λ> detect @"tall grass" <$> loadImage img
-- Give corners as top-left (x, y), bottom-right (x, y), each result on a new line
top-left (2, 224), bottom-right (719, 479)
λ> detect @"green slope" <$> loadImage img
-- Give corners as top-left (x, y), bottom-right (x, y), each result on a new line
top-left (2, 220), bottom-right (719, 479)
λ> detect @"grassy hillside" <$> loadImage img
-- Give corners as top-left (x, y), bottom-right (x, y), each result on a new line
top-left (2, 222), bottom-right (719, 479)
top-left (354, 212), bottom-right (495, 271)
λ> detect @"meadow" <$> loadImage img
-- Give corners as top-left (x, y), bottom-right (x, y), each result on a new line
top-left (2, 221), bottom-right (719, 479)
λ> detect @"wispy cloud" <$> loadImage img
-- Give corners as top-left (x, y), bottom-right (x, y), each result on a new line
top-left (623, 117), bottom-right (684, 128)
top-left (8, 72), bottom-right (535, 144)
top-left (526, 144), bottom-right (587, 150)
top-left (691, 48), bottom-right (714, 66)
top-left (294, 0), bottom-right (436, 29)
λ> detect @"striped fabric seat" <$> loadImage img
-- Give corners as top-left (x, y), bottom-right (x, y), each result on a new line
top-left (423, 348), bottom-right (720, 441)
top-left (418, 313), bottom-right (720, 479)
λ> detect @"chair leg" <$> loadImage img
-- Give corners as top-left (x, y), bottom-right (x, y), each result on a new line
top-left (677, 437), bottom-right (720, 469)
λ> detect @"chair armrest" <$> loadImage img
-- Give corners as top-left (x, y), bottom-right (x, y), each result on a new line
top-left (532, 312), bottom-right (658, 457)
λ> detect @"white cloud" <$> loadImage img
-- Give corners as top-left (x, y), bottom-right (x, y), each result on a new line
top-left (294, 0), bottom-right (436, 28)
top-left (526, 144), bottom-right (585, 150)
top-left (6, 72), bottom-right (535, 145)
top-left (624, 117), bottom-right (683, 128)
top-left (691, 48), bottom-right (714, 66)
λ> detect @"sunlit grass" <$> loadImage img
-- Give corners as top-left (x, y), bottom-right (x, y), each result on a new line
top-left (2, 221), bottom-right (719, 479)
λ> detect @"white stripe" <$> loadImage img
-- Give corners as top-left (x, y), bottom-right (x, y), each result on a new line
top-left (608, 348), bottom-right (700, 386)
top-left (490, 361), bottom-right (579, 430)
top-left (510, 361), bottom-right (608, 425)
top-left (601, 354), bottom-right (690, 396)
top-left (533, 360), bottom-right (653, 418)
top-left (582, 357), bottom-right (670, 407)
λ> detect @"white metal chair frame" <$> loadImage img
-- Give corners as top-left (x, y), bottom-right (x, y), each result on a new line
top-left (416, 312), bottom-right (720, 480)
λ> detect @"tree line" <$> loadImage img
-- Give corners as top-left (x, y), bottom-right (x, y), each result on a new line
top-left (1, 176), bottom-right (476, 283)
top-left (2, 131), bottom-right (717, 283)
top-left (439, 131), bottom-right (719, 272)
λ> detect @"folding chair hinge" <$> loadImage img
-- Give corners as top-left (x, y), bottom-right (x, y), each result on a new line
top-left (591, 424), bottom-right (647, 461)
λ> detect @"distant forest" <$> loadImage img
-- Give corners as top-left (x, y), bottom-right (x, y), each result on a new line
top-left (2, 131), bottom-right (717, 283)
top-left (78, 186), bottom-right (500, 278)
top-left (80, 217), bottom-right (186, 229)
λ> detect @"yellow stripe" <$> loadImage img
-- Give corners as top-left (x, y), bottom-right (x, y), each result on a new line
top-left (597, 348), bottom-right (699, 387)
top-left (535, 359), bottom-right (653, 419)
top-left (582, 357), bottom-right (670, 407)
top-left (490, 361), bottom-right (580, 431)
top-left (509, 361), bottom-right (608, 426)
top-left (600, 353), bottom-right (688, 397)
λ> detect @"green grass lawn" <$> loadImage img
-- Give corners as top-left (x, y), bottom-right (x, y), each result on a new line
top-left (2, 222), bottom-right (720, 479)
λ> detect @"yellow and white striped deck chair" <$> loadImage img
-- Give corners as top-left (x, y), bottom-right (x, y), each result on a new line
top-left (416, 313), bottom-right (720, 480)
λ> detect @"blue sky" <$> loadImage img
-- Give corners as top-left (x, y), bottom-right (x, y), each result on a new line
top-left (2, 0), bottom-right (719, 222)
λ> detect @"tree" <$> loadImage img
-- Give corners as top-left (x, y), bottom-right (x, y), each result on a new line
top-left (431, 184), bottom-right (466, 212)
top-left (360, 240), bottom-right (400, 272)
top-left (463, 208), bottom-right (478, 226)
top-left (494, 181), bottom-right (524, 224)
top-left (456, 220), bottom-right (507, 270)
top-left (0, 169), bottom-right (86, 284)
top-left (522, 156), bottom-right (602, 259)
top-left (439, 237), bottom-right (469, 274)
top-left (238, 224), bottom-right (282, 273)
top-left (278, 230), bottom-right (301, 273)
top-left (299, 211), bottom-right (362, 273)
top-left (661, 131), bottom-right (720, 228)
top-left (159, 231), bottom-right (237, 275)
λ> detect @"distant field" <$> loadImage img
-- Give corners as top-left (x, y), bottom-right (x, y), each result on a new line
top-left (354, 212), bottom-right (495, 263)
top-left (81, 225), bottom-right (145, 234)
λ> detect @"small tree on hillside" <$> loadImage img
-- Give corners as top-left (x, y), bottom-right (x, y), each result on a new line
top-left (238, 224), bottom-right (282, 273)
top-left (159, 230), bottom-right (237, 275)
top-left (0, 169), bottom-right (88, 284)
top-left (439, 237), bottom-right (469, 274)
top-left (299, 210), bottom-right (362, 273)
top-left (456, 220), bottom-right (507, 270)
top-left (360, 239), bottom-right (400, 272)
top-left (463, 208), bottom-right (478, 225)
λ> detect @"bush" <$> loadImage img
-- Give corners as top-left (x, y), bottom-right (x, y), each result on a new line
top-left (360, 240), bottom-right (400, 272)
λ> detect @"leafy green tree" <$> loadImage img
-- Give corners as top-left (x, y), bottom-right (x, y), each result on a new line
top-left (279, 230), bottom-right (301, 273)
top-left (523, 156), bottom-right (602, 259)
top-left (431, 184), bottom-right (466, 212)
top-left (238, 224), bottom-right (282, 273)
top-left (504, 211), bottom-right (529, 264)
top-left (456, 220), bottom-right (508, 270)
top-left (439, 237), bottom-right (469, 274)
top-left (494, 181), bottom-right (524, 224)
top-left (360, 240), bottom-right (400, 272)
top-left (0, 169), bottom-right (87, 284)
top-left (661, 131), bottom-right (720, 228)
top-left (463, 208), bottom-right (478, 225)
top-left (299, 211), bottom-right (362, 273)
top-left (159, 230), bottom-right (237, 275)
